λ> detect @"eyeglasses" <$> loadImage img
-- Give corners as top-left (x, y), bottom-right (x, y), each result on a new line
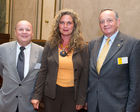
top-left (99, 18), bottom-right (114, 24)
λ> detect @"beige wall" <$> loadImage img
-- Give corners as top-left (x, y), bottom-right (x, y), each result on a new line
top-left (61, 0), bottom-right (140, 42)
top-left (6, 0), bottom-right (140, 41)
top-left (8, 0), bottom-right (56, 40)
top-left (9, 0), bottom-right (42, 40)
top-left (41, 0), bottom-right (56, 40)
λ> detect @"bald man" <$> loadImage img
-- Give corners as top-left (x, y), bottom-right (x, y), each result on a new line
top-left (0, 20), bottom-right (43, 112)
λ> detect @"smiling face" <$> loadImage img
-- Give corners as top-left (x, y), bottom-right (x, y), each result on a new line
top-left (15, 20), bottom-right (33, 46)
top-left (99, 10), bottom-right (120, 37)
top-left (59, 15), bottom-right (74, 37)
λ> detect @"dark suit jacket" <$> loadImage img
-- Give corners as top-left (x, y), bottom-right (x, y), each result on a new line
top-left (87, 32), bottom-right (140, 112)
top-left (32, 42), bottom-right (89, 105)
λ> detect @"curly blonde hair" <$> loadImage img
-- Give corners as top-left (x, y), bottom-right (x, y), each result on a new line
top-left (48, 9), bottom-right (85, 51)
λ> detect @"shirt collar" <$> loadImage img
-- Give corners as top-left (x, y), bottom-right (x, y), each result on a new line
top-left (16, 41), bottom-right (31, 49)
top-left (104, 30), bottom-right (119, 43)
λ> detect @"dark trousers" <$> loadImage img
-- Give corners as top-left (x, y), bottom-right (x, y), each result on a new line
top-left (96, 107), bottom-right (99, 112)
top-left (96, 104), bottom-right (99, 112)
top-left (78, 109), bottom-right (87, 112)
top-left (44, 85), bottom-right (75, 112)
top-left (16, 106), bottom-right (18, 112)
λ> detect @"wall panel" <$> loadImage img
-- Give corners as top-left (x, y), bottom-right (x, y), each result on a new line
top-left (62, 0), bottom-right (140, 41)
top-left (9, 0), bottom-right (41, 40)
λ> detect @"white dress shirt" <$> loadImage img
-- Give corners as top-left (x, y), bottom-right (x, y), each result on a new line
top-left (16, 42), bottom-right (31, 78)
top-left (97, 31), bottom-right (119, 59)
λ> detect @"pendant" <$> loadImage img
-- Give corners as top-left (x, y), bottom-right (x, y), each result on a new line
top-left (60, 50), bottom-right (67, 57)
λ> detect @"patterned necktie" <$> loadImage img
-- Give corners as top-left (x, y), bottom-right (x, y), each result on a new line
top-left (97, 38), bottom-right (110, 74)
top-left (17, 47), bottom-right (25, 80)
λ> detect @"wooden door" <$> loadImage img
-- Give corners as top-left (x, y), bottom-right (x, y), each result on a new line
top-left (41, 0), bottom-right (56, 40)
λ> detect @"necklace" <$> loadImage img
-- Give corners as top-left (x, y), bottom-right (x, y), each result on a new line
top-left (60, 50), bottom-right (67, 57)
top-left (59, 44), bottom-right (68, 57)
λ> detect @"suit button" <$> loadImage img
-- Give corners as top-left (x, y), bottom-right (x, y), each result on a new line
top-left (16, 96), bottom-right (18, 98)
top-left (74, 69), bottom-right (77, 71)
top-left (19, 84), bottom-right (22, 86)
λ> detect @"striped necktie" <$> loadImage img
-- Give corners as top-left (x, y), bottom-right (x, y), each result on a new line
top-left (97, 38), bottom-right (110, 74)
top-left (17, 46), bottom-right (25, 80)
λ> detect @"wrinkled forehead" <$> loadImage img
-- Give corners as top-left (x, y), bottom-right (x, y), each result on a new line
top-left (99, 10), bottom-right (116, 20)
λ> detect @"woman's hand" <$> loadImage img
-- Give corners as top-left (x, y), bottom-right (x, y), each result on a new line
top-left (83, 103), bottom-right (87, 110)
top-left (31, 99), bottom-right (40, 110)
top-left (76, 104), bottom-right (83, 110)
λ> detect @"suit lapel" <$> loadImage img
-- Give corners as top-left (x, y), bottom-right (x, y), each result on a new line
top-left (26, 43), bottom-right (39, 78)
top-left (103, 32), bottom-right (123, 66)
top-left (52, 47), bottom-right (58, 64)
top-left (94, 37), bottom-right (103, 67)
top-left (73, 48), bottom-right (80, 56)
top-left (28, 44), bottom-right (35, 74)
top-left (91, 37), bottom-right (103, 70)
top-left (9, 42), bottom-right (21, 81)
top-left (52, 46), bottom-right (59, 64)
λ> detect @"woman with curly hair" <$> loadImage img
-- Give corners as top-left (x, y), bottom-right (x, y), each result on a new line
top-left (31, 9), bottom-right (89, 112)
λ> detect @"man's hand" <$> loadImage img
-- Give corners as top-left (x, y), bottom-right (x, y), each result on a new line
top-left (31, 99), bottom-right (40, 110)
